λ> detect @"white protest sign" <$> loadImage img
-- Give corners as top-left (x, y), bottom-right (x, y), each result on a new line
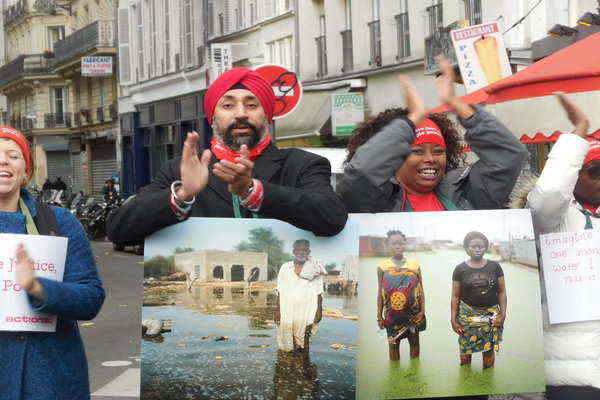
top-left (0, 234), bottom-right (68, 332)
top-left (540, 230), bottom-right (600, 324)
top-left (451, 21), bottom-right (512, 93)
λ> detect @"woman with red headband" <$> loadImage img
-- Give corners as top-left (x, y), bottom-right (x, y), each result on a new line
top-left (0, 127), bottom-right (105, 399)
top-left (340, 56), bottom-right (527, 213)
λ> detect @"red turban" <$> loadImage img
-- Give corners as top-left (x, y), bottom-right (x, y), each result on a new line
top-left (204, 68), bottom-right (275, 124)
top-left (413, 118), bottom-right (446, 148)
top-left (0, 126), bottom-right (31, 173)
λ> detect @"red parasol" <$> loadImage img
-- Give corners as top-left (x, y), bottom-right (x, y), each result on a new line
top-left (429, 32), bottom-right (600, 114)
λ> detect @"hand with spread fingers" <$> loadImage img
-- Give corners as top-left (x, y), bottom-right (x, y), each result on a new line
top-left (397, 74), bottom-right (426, 127)
top-left (177, 131), bottom-right (212, 201)
top-left (555, 92), bottom-right (590, 138)
top-left (212, 144), bottom-right (255, 197)
top-left (15, 243), bottom-right (44, 300)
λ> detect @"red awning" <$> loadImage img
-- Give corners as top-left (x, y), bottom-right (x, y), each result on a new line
top-left (429, 32), bottom-right (600, 114)
top-left (518, 131), bottom-right (563, 143)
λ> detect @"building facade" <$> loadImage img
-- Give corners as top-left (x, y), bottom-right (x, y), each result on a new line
top-left (118, 0), bottom-right (600, 191)
top-left (0, 0), bottom-right (119, 195)
top-left (174, 250), bottom-right (269, 283)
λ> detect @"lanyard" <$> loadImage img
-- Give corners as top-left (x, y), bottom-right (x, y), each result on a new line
top-left (19, 198), bottom-right (39, 235)
top-left (232, 195), bottom-right (258, 219)
top-left (577, 206), bottom-right (594, 230)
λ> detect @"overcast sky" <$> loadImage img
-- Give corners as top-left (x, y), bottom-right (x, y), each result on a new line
top-left (350, 209), bottom-right (534, 243)
top-left (144, 217), bottom-right (360, 266)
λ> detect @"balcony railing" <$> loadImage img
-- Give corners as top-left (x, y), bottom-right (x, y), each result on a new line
top-left (340, 29), bottom-right (353, 73)
top-left (9, 116), bottom-right (35, 131)
top-left (44, 113), bottom-right (72, 128)
top-left (4, 0), bottom-right (28, 28)
top-left (74, 112), bottom-right (82, 127)
top-left (109, 103), bottom-right (118, 120)
top-left (0, 54), bottom-right (54, 88)
top-left (368, 20), bottom-right (382, 67)
top-left (315, 35), bottom-right (327, 77)
top-left (427, 3), bottom-right (444, 37)
top-left (395, 13), bottom-right (411, 60)
top-left (53, 20), bottom-right (116, 66)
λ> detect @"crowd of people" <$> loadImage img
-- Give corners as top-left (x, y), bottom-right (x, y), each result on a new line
top-left (2, 52), bottom-right (599, 399)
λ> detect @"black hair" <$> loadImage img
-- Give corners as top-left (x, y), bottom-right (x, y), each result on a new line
top-left (463, 231), bottom-right (489, 250)
top-left (293, 239), bottom-right (310, 248)
top-left (386, 230), bottom-right (406, 240)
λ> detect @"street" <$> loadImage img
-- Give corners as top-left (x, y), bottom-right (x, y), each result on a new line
top-left (81, 241), bottom-right (144, 400)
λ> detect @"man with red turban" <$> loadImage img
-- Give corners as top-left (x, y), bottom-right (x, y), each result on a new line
top-left (107, 68), bottom-right (347, 242)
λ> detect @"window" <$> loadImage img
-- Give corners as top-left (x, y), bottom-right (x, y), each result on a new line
top-left (341, 0), bottom-right (353, 72)
top-left (183, 0), bottom-right (192, 65)
top-left (135, 5), bottom-right (144, 79)
top-left (250, 0), bottom-right (256, 25)
top-left (237, 0), bottom-right (244, 28)
top-left (150, 0), bottom-right (157, 77)
top-left (396, 0), bottom-right (410, 59)
top-left (47, 26), bottom-right (65, 51)
top-left (344, 0), bottom-right (351, 30)
top-left (427, 0), bottom-right (443, 36)
top-left (165, 0), bottom-right (170, 71)
top-left (316, 16), bottom-right (327, 76)
top-left (207, 0), bottom-right (214, 37)
top-left (464, 0), bottom-right (481, 25)
top-left (267, 36), bottom-right (292, 69)
top-left (50, 87), bottom-right (68, 126)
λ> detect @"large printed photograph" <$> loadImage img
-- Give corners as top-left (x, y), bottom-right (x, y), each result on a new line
top-left (352, 209), bottom-right (545, 399)
top-left (140, 217), bottom-right (359, 399)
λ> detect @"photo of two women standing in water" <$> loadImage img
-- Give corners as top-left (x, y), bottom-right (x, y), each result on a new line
top-left (353, 210), bottom-right (545, 400)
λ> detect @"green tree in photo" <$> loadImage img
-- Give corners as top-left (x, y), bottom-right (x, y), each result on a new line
top-left (174, 246), bottom-right (194, 254)
top-left (235, 227), bottom-right (292, 278)
top-left (144, 255), bottom-right (176, 278)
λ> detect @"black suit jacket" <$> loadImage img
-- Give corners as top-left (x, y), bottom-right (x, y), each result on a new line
top-left (106, 144), bottom-right (348, 242)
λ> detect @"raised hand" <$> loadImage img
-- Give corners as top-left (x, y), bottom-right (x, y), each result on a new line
top-left (435, 55), bottom-right (457, 104)
top-left (555, 92), bottom-right (590, 138)
top-left (435, 54), bottom-right (475, 119)
top-left (397, 75), bottom-right (425, 126)
top-left (177, 131), bottom-right (212, 201)
top-left (15, 243), bottom-right (44, 300)
top-left (212, 145), bottom-right (254, 197)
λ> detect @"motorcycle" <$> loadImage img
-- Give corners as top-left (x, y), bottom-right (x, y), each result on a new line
top-left (81, 194), bottom-right (123, 241)
top-left (109, 195), bottom-right (144, 255)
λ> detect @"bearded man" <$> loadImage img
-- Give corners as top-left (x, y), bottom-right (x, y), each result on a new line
top-left (107, 68), bottom-right (347, 241)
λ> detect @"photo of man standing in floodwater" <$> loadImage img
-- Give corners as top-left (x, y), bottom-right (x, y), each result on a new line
top-left (351, 210), bottom-right (545, 400)
top-left (140, 218), bottom-right (359, 400)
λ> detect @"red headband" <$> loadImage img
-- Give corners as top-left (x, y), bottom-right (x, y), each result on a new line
top-left (413, 118), bottom-right (445, 148)
top-left (584, 132), bottom-right (600, 165)
top-left (0, 126), bottom-right (31, 173)
top-left (204, 68), bottom-right (275, 124)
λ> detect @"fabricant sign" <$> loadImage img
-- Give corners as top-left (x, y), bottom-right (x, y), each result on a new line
top-left (0, 234), bottom-right (67, 332)
top-left (450, 21), bottom-right (512, 93)
top-left (331, 93), bottom-right (364, 137)
top-left (82, 56), bottom-right (113, 77)
top-left (211, 44), bottom-right (232, 83)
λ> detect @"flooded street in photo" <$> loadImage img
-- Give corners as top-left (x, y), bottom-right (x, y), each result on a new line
top-left (142, 284), bottom-right (357, 399)
top-left (358, 250), bottom-right (545, 399)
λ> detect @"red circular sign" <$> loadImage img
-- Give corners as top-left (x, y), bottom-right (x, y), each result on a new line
top-left (254, 64), bottom-right (302, 119)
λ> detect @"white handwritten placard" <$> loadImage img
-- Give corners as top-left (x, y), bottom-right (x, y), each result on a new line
top-left (540, 230), bottom-right (600, 324)
top-left (0, 234), bottom-right (68, 332)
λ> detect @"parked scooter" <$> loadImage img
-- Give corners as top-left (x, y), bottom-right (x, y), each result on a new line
top-left (80, 194), bottom-right (123, 241)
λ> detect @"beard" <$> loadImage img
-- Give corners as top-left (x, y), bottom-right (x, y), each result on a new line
top-left (221, 119), bottom-right (262, 151)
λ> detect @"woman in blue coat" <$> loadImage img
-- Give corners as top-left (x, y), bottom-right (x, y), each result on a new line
top-left (0, 126), bottom-right (105, 400)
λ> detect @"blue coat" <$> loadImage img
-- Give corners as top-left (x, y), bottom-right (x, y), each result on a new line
top-left (0, 190), bottom-right (105, 400)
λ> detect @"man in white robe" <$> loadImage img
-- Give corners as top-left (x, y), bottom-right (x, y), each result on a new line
top-left (275, 239), bottom-right (324, 352)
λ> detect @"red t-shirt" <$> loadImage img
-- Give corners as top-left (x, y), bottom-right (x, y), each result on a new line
top-left (407, 191), bottom-right (446, 212)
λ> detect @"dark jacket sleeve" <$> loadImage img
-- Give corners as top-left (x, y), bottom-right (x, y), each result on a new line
top-left (106, 158), bottom-right (181, 243)
top-left (259, 152), bottom-right (347, 236)
top-left (339, 117), bottom-right (416, 212)
top-left (460, 107), bottom-right (528, 209)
